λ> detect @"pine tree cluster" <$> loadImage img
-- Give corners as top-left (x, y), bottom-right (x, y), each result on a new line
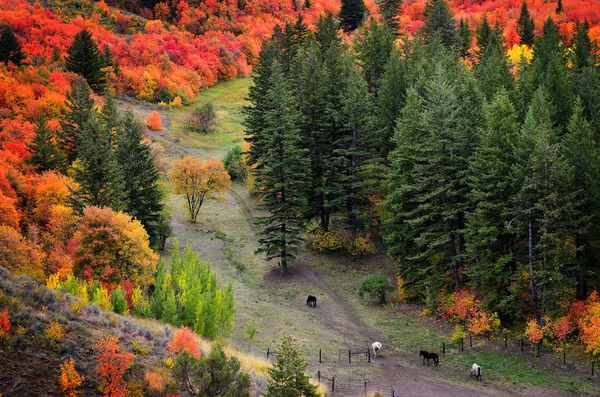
top-left (246, 3), bottom-right (600, 325)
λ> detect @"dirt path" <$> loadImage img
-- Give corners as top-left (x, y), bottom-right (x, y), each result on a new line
top-left (122, 96), bottom-right (587, 397)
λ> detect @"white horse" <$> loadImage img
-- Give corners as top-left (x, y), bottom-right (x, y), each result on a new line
top-left (371, 341), bottom-right (382, 358)
top-left (470, 363), bottom-right (482, 381)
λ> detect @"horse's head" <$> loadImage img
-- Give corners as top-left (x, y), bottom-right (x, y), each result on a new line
top-left (419, 350), bottom-right (425, 356)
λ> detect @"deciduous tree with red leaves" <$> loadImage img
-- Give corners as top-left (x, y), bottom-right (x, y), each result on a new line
top-left (96, 336), bottom-right (135, 397)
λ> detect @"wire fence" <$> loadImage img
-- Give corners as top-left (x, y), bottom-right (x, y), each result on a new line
top-left (317, 371), bottom-right (397, 397)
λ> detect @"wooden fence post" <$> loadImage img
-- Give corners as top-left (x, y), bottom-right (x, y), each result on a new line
top-left (520, 338), bottom-right (524, 352)
top-left (442, 343), bottom-right (445, 356)
top-left (349, 349), bottom-right (351, 364)
top-left (332, 377), bottom-right (335, 392)
top-left (536, 343), bottom-right (540, 358)
top-left (267, 348), bottom-right (270, 360)
top-left (364, 381), bottom-right (367, 394)
top-left (317, 370), bottom-right (320, 382)
top-left (563, 352), bottom-right (566, 365)
top-left (319, 349), bottom-right (322, 363)
top-left (461, 338), bottom-right (464, 351)
top-left (504, 334), bottom-right (508, 347)
top-left (368, 349), bottom-right (371, 363)
top-left (592, 362), bottom-right (595, 376)
top-left (469, 335), bottom-right (472, 348)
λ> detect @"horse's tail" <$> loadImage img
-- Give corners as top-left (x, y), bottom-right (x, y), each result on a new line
top-left (477, 366), bottom-right (481, 378)
top-left (434, 355), bottom-right (439, 365)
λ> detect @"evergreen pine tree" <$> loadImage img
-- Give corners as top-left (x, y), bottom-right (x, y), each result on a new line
top-left (60, 78), bottom-right (95, 165)
top-left (544, 51), bottom-right (573, 130)
top-left (115, 111), bottom-right (163, 246)
top-left (99, 85), bottom-right (119, 145)
top-left (422, 0), bottom-right (457, 48)
top-left (378, 0), bottom-right (402, 35)
top-left (315, 12), bottom-right (342, 53)
top-left (292, 36), bottom-right (329, 227)
top-left (475, 15), bottom-right (493, 60)
top-left (476, 43), bottom-right (515, 100)
top-left (572, 19), bottom-right (595, 71)
top-left (383, 88), bottom-right (427, 295)
top-left (65, 29), bottom-right (106, 93)
top-left (252, 61), bottom-right (310, 274)
top-left (517, 0), bottom-right (535, 46)
top-left (265, 335), bottom-right (319, 397)
top-left (354, 18), bottom-right (395, 93)
top-left (70, 116), bottom-right (124, 212)
top-left (466, 91), bottom-right (520, 319)
top-left (458, 18), bottom-right (472, 59)
top-left (0, 25), bottom-right (24, 66)
top-left (27, 114), bottom-right (65, 173)
top-left (561, 98), bottom-right (600, 299)
top-left (374, 49), bottom-right (406, 160)
top-left (532, 17), bottom-right (562, 78)
top-left (243, 29), bottom-right (283, 168)
top-left (339, 0), bottom-right (366, 32)
top-left (556, 0), bottom-right (563, 14)
top-left (332, 65), bottom-right (372, 234)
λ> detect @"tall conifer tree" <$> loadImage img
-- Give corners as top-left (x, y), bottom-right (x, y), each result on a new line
top-left (0, 25), bottom-right (24, 66)
top-left (339, 0), bottom-right (366, 32)
top-left (422, 0), bottom-right (457, 48)
top-left (517, 0), bottom-right (535, 46)
top-left (116, 111), bottom-right (163, 246)
top-left (66, 29), bottom-right (106, 93)
top-left (60, 78), bottom-right (95, 165)
top-left (251, 61), bottom-right (310, 274)
top-left (27, 114), bottom-right (65, 174)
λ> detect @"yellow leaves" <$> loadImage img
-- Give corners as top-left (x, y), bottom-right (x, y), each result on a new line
top-left (169, 157), bottom-right (231, 222)
top-left (139, 72), bottom-right (158, 101)
top-left (45, 320), bottom-right (65, 345)
top-left (507, 44), bottom-right (533, 67)
top-left (46, 273), bottom-right (60, 289)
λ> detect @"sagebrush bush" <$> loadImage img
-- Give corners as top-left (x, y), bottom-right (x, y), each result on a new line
top-left (45, 320), bottom-right (65, 345)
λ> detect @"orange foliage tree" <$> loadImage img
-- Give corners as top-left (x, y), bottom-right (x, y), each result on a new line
top-left (73, 207), bottom-right (158, 288)
top-left (578, 291), bottom-right (600, 357)
top-left (0, 225), bottom-right (44, 279)
top-left (168, 327), bottom-right (201, 358)
top-left (146, 111), bottom-right (163, 131)
top-left (96, 336), bottom-right (135, 397)
top-left (525, 319), bottom-right (544, 345)
top-left (169, 157), bottom-right (231, 222)
top-left (59, 358), bottom-right (84, 397)
top-left (439, 289), bottom-right (500, 337)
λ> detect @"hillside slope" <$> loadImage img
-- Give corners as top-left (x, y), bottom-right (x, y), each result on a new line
top-left (0, 266), bottom-right (270, 396)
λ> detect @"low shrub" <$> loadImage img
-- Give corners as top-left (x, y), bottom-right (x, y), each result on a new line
top-left (146, 111), bottom-right (163, 131)
top-left (358, 273), bottom-right (394, 305)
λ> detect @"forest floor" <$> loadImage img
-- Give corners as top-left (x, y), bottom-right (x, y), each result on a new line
top-left (116, 77), bottom-right (600, 397)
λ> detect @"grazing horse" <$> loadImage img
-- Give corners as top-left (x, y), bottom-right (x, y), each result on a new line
top-left (372, 342), bottom-right (382, 358)
top-left (419, 350), bottom-right (439, 366)
top-left (306, 295), bottom-right (317, 308)
top-left (470, 363), bottom-right (482, 381)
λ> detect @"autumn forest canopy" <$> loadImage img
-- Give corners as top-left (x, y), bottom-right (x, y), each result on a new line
top-left (3, 0), bottom-right (600, 394)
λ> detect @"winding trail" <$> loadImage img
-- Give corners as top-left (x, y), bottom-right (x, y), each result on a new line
top-left (121, 93), bottom-right (588, 397)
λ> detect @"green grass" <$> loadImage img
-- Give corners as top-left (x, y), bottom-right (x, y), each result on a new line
top-left (170, 77), bottom-right (251, 151)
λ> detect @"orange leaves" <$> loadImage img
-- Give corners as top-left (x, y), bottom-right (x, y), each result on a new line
top-left (60, 359), bottom-right (84, 397)
top-left (168, 326), bottom-right (201, 357)
top-left (96, 336), bottom-right (134, 397)
top-left (169, 157), bottom-right (231, 222)
top-left (0, 191), bottom-right (19, 230)
top-left (525, 319), bottom-right (544, 345)
top-left (577, 291), bottom-right (600, 357)
top-left (146, 111), bottom-right (163, 131)
top-left (440, 289), bottom-right (500, 336)
top-left (73, 206), bottom-right (158, 287)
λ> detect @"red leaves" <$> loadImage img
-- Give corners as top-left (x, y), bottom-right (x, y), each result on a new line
top-left (168, 327), bottom-right (201, 357)
top-left (0, 310), bottom-right (10, 334)
top-left (96, 336), bottom-right (135, 397)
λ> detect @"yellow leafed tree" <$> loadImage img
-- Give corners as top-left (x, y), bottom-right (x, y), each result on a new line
top-left (169, 157), bottom-right (231, 222)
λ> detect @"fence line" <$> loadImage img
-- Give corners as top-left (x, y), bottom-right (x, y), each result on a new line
top-left (317, 370), bottom-right (396, 397)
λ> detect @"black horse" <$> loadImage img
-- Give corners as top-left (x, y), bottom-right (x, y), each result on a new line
top-left (306, 295), bottom-right (317, 308)
top-left (419, 350), bottom-right (439, 366)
